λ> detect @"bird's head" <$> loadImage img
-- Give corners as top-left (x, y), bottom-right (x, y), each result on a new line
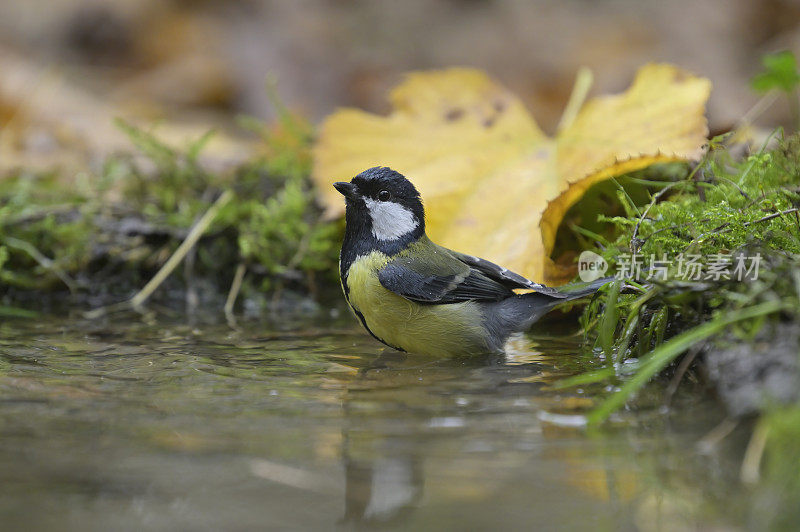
top-left (334, 167), bottom-right (425, 242)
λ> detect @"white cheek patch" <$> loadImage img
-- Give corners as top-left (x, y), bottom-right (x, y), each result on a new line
top-left (364, 198), bottom-right (419, 241)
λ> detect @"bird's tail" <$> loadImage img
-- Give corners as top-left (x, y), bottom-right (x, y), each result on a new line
top-left (486, 275), bottom-right (616, 348)
top-left (554, 274), bottom-right (616, 301)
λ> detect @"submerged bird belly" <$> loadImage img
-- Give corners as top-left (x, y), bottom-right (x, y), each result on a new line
top-left (344, 252), bottom-right (491, 357)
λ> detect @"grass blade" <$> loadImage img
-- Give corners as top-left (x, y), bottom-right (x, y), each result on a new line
top-left (588, 300), bottom-right (784, 424)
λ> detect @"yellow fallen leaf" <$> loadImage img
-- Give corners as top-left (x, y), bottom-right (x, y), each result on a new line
top-left (313, 64), bottom-right (710, 283)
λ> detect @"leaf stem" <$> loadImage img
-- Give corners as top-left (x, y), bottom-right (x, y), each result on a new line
top-left (556, 67), bottom-right (593, 134)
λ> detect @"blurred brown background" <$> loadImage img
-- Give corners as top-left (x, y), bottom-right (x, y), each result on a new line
top-left (1, 0), bottom-right (798, 171)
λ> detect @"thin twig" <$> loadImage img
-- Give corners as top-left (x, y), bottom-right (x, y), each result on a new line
top-left (663, 345), bottom-right (701, 407)
top-left (644, 219), bottom-right (703, 241)
top-left (714, 175), bottom-right (751, 201)
top-left (130, 189), bottom-right (233, 310)
top-left (85, 189), bottom-right (233, 319)
top-left (6, 205), bottom-right (79, 227)
top-left (741, 419), bottom-right (769, 485)
top-left (642, 192), bottom-right (785, 245)
top-left (184, 245), bottom-right (198, 316)
top-left (630, 182), bottom-right (680, 253)
top-left (743, 207), bottom-right (799, 227)
top-left (696, 417), bottom-right (739, 454)
top-left (687, 207), bottom-right (799, 250)
top-left (84, 301), bottom-right (129, 319)
top-left (556, 67), bottom-right (593, 134)
top-left (735, 90), bottom-right (780, 132)
top-left (2, 235), bottom-right (77, 293)
top-left (183, 188), bottom-right (215, 317)
top-left (738, 129), bottom-right (783, 186)
top-left (225, 262), bottom-right (247, 329)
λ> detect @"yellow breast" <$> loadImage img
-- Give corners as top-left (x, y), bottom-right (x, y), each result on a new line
top-left (345, 251), bottom-right (490, 357)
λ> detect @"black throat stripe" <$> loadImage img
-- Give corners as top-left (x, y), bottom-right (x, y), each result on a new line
top-left (342, 277), bottom-right (406, 353)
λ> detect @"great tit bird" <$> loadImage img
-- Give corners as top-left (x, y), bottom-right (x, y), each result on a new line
top-left (334, 166), bottom-right (609, 357)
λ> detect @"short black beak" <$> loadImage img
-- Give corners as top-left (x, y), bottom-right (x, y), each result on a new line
top-left (333, 181), bottom-right (356, 199)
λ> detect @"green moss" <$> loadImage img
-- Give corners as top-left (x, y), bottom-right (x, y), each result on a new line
top-left (236, 178), bottom-right (340, 290)
top-left (596, 135), bottom-right (800, 269)
top-left (0, 114), bottom-right (340, 309)
top-left (564, 134), bottom-right (800, 420)
top-left (0, 172), bottom-right (95, 290)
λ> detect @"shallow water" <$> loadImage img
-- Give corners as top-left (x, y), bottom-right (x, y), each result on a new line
top-left (0, 313), bottom-right (750, 530)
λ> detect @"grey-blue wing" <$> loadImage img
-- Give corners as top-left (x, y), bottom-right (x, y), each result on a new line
top-left (452, 251), bottom-right (567, 298)
top-left (377, 260), bottom-right (514, 304)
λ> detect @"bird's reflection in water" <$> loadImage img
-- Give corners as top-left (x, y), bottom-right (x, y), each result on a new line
top-left (336, 348), bottom-right (509, 526)
top-left (342, 450), bottom-right (424, 525)
top-left (338, 350), bottom-right (423, 526)
top-left (332, 329), bottom-right (641, 528)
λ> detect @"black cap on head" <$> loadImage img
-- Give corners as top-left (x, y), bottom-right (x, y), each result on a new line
top-left (336, 166), bottom-right (426, 240)
top-left (346, 167), bottom-right (423, 217)
top-left (351, 167), bottom-right (421, 202)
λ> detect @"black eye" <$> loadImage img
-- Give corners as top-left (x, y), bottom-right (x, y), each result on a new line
top-left (378, 190), bottom-right (391, 201)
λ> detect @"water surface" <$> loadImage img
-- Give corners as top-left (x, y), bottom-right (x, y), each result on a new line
top-left (0, 314), bottom-right (746, 530)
